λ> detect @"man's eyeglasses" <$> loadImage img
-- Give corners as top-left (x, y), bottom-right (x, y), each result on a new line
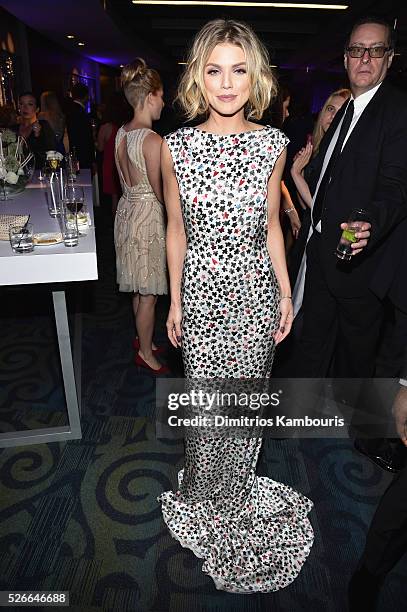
top-left (347, 46), bottom-right (392, 58)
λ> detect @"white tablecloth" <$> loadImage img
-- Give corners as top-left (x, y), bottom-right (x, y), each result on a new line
top-left (0, 170), bottom-right (98, 286)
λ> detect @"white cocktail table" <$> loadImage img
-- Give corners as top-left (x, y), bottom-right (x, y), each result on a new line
top-left (0, 170), bottom-right (98, 447)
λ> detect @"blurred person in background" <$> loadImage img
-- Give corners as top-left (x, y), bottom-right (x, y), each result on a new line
top-left (97, 92), bottom-right (132, 215)
top-left (271, 84), bottom-right (302, 250)
top-left (115, 58), bottom-right (168, 374)
top-left (290, 88), bottom-right (351, 314)
top-left (65, 83), bottom-right (95, 169)
top-left (348, 355), bottom-right (407, 611)
top-left (39, 90), bottom-right (68, 155)
top-left (15, 91), bottom-right (56, 169)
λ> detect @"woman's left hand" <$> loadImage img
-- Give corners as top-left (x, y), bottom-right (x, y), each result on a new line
top-left (32, 121), bottom-right (41, 137)
top-left (273, 297), bottom-right (293, 344)
top-left (292, 142), bottom-right (313, 174)
top-left (289, 209), bottom-right (301, 239)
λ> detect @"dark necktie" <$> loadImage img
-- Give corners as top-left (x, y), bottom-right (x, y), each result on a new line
top-left (312, 99), bottom-right (354, 228)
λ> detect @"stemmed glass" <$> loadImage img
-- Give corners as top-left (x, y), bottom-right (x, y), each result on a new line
top-left (63, 183), bottom-right (85, 236)
top-left (0, 156), bottom-right (7, 201)
top-left (65, 151), bottom-right (77, 182)
top-left (0, 176), bottom-right (6, 201)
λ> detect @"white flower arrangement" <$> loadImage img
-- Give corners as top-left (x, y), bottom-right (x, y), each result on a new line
top-left (5, 171), bottom-right (19, 184)
top-left (0, 129), bottom-right (34, 187)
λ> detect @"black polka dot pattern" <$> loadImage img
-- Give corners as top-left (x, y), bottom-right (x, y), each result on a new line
top-left (158, 126), bottom-right (314, 593)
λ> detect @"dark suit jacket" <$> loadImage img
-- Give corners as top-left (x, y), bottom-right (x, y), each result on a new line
top-left (310, 80), bottom-right (407, 297)
top-left (370, 216), bottom-right (407, 312)
top-left (65, 101), bottom-right (95, 168)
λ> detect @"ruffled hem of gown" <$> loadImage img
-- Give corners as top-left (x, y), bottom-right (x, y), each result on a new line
top-left (158, 469), bottom-right (314, 593)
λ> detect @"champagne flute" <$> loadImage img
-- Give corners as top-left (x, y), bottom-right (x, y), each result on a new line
top-left (49, 158), bottom-right (59, 171)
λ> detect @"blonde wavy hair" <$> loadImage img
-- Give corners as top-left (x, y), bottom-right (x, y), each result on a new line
top-left (121, 58), bottom-right (162, 109)
top-left (312, 88), bottom-right (351, 155)
top-left (177, 19), bottom-right (277, 121)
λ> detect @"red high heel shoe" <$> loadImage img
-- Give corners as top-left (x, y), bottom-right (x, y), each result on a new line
top-left (135, 352), bottom-right (170, 375)
top-left (133, 338), bottom-right (166, 355)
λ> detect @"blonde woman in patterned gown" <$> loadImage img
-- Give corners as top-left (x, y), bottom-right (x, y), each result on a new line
top-left (115, 59), bottom-right (168, 374)
top-left (159, 20), bottom-right (314, 593)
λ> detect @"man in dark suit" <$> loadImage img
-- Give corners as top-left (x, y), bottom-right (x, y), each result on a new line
top-left (353, 221), bottom-right (407, 472)
top-left (373, 217), bottom-right (407, 378)
top-left (348, 354), bottom-right (407, 611)
top-left (65, 83), bottom-right (95, 169)
top-left (294, 16), bottom-right (407, 377)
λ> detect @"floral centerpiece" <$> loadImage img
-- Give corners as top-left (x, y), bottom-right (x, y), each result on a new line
top-left (0, 129), bottom-right (35, 199)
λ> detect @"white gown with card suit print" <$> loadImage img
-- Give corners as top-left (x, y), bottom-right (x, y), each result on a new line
top-left (158, 126), bottom-right (314, 593)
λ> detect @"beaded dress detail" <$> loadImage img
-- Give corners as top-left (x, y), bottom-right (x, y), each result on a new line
top-left (158, 126), bottom-right (314, 593)
top-left (114, 127), bottom-right (167, 294)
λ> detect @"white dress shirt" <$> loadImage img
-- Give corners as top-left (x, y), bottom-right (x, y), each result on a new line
top-left (313, 81), bottom-right (384, 232)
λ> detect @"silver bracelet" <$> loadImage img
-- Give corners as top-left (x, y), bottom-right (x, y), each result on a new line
top-left (284, 207), bottom-right (296, 214)
top-left (280, 296), bottom-right (292, 301)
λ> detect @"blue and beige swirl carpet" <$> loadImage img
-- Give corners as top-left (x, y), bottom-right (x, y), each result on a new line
top-left (0, 210), bottom-right (405, 611)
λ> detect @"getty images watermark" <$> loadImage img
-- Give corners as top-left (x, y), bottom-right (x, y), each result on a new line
top-left (166, 388), bottom-right (345, 428)
top-left (152, 378), bottom-right (383, 439)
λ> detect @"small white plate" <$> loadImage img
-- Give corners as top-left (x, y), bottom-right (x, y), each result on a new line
top-left (33, 232), bottom-right (63, 246)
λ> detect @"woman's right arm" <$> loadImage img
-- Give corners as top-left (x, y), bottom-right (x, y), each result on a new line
top-left (161, 139), bottom-right (186, 348)
top-left (290, 142), bottom-right (313, 208)
top-left (281, 180), bottom-right (301, 238)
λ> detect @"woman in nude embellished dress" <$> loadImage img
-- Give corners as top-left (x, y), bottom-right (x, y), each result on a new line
top-left (115, 59), bottom-right (168, 374)
top-left (158, 20), bottom-right (314, 593)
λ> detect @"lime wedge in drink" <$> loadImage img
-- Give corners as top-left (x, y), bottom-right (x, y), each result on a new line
top-left (342, 229), bottom-right (357, 243)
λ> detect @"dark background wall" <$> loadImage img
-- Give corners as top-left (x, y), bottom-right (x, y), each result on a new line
top-left (0, 6), bottom-right (31, 103)
top-left (27, 27), bottom-right (100, 102)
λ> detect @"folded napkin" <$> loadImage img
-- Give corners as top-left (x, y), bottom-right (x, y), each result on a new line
top-left (0, 214), bottom-right (29, 240)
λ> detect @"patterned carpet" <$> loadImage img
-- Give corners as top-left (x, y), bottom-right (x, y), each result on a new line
top-left (0, 208), bottom-right (406, 611)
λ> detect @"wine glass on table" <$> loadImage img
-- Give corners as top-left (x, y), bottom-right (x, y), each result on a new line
top-left (63, 183), bottom-right (85, 236)
top-left (0, 157), bottom-right (7, 201)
